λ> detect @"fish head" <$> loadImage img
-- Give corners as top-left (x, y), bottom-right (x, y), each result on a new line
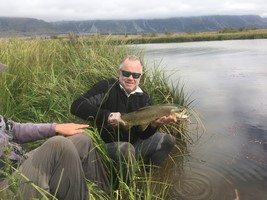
top-left (169, 106), bottom-right (188, 119)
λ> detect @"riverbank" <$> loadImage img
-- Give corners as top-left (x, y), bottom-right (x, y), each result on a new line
top-left (107, 28), bottom-right (267, 44)
top-left (3, 28), bottom-right (267, 45)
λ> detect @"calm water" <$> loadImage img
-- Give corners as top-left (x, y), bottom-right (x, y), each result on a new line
top-left (134, 39), bottom-right (267, 200)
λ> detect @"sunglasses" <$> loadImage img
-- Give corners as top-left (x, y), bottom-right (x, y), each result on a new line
top-left (120, 70), bottom-right (141, 79)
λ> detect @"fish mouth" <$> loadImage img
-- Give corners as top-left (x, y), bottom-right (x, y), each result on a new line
top-left (173, 109), bottom-right (188, 119)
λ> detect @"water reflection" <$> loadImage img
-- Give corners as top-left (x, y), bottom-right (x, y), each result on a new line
top-left (133, 39), bottom-right (267, 200)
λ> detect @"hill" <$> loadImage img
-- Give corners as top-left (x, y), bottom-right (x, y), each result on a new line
top-left (0, 17), bottom-right (56, 37)
top-left (0, 15), bottom-right (267, 37)
top-left (52, 15), bottom-right (267, 35)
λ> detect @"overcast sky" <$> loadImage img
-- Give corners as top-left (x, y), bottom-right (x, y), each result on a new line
top-left (1, 0), bottom-right (267, 22)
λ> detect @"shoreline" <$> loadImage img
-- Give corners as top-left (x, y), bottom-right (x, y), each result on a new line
top-left (116, 29), bottom-right (267, 44)
top-left (1, 28), bottom-right (267, 44)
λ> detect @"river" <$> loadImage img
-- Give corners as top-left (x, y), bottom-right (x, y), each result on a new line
top-left (133, 39), bottom-right (267, 200)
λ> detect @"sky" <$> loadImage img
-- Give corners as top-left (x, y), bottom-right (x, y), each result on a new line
top-left (0, 0), bottom-right (267, 22)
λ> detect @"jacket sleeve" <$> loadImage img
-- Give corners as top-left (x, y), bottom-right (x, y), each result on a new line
top-left (0, 130), bottom-right (8, 158)
top-left (70, 80), bottom-right (113, 125)
top-left (13, 122), bottom-right (57, 144)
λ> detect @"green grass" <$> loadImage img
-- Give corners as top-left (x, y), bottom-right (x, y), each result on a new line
top-left (0, 35), bottom-right (199, 199)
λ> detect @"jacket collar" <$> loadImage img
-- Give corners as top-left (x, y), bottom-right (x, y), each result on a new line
top-left (119, 83), bottom-right (143, 97)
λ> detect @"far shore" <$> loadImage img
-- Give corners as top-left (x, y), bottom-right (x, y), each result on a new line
top-left (1, 28), bottom-right (267, 44)
top-left (111, 28), bottom-right (267, 44)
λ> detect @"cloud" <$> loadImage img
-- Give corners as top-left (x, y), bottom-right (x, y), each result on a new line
top-left (0, 0), bottom-right (266, 22)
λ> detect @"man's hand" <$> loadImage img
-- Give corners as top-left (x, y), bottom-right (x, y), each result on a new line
top-left (151, 115), bottom-right (177, 128)
top-left (107, 112), bottom-right (121, 127)
top-left (55, 123), bottom-right (89, 136)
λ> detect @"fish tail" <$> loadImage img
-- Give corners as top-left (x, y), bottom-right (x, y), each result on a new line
top-left (119, 119), bottom-right (131, 130)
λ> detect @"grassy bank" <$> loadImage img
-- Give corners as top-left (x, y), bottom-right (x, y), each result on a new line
top-left (106, 28), bottom-right (267, 44)
top-left (0, 36), bottom-right (193, 199)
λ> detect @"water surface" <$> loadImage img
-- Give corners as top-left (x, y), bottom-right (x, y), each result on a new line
top-left (134, 39), bottom-right (267, 200)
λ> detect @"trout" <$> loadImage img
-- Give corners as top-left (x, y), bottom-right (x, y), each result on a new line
top-left (119, 104), bottom-right (188, 131)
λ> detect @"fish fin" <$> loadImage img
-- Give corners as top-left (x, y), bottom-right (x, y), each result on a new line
top-left (119, 122), bottom-right (130, 130)
top-left (136, 106), bottom-right (153, 111)
top-left (124, 124), bottom-right (132, 130)
top-left (118, 119), bottom-right (132, 130)
top-left (118, 117), bottom-right (128, 128)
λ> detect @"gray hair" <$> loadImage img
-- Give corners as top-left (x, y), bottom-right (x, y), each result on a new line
top-left (119, 55), bottom-right (142, 69)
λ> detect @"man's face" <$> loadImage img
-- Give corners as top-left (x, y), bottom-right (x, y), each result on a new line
top-left (119, 58), bottom-right (142, 94)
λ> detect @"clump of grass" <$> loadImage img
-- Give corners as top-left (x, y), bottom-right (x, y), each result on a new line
top-left (86, 128), bottom-right (172, 200)
top-left (0, 35), bottom-right (200, 199)
top-left (0, 36), bottom-right (129, 122)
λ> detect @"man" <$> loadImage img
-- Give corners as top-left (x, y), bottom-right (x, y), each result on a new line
top-left (70, 55), bottom-right (176, 187)
top-left (0, 63), bottom-right (110, 200)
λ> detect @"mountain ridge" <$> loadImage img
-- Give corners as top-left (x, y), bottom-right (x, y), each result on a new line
top-left (0, 17), bottom-right (56, 37)
top-left (1, 15), bottom-right (267, 37)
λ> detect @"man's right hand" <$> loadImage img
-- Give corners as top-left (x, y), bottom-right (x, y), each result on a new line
top-left (107, 112), bottom-right (121, 127)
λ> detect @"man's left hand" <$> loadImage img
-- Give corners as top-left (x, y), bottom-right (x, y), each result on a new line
top-left (55, 123), bottom-right (89, 136)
